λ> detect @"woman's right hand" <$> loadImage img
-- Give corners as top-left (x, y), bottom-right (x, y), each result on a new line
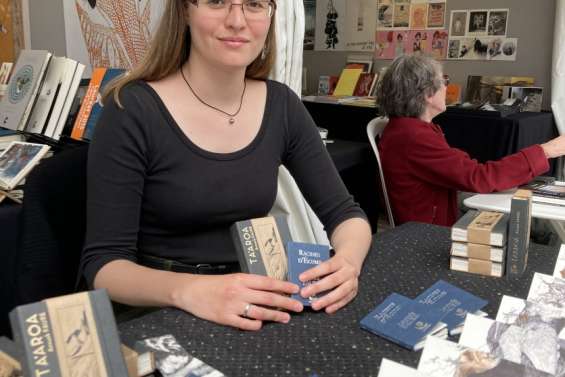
top-left (541, 135), bottom-right (565, 158)
top-left (171, 273), bottom-right (304, 331)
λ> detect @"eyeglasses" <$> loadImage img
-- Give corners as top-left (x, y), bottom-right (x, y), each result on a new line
top-left (188, 0), bottom-right (276, 20)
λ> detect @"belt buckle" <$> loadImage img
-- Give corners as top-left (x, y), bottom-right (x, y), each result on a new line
top-left (195, 263), bottom-right (215, 274)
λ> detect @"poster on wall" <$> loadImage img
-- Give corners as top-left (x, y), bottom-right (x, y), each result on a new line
top-left (410, 3), bottom-right (428, 29)
top-left (447, 8), bottom-right (515, 61)
top-left (314, 0), bottom-right (375, 51)
top-left (377, 0), bottom-right (445, 30)
top-left (375, 29), bottom-right (448, 59)
top-left (62, 0), bottom-right (164, 76)
top-left (304, 0), bottom-right (316, 50)
top-left (0, 0), bottom-right (26, 64)
top-left (427, 2), bottom-right (445, 28)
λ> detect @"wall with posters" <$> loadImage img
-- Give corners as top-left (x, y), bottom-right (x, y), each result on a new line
top-left (304, 0), bottom-right (556, 109)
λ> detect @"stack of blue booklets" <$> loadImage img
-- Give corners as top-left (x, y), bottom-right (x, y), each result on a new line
top-left (360, 280), bottom-right (487, 351)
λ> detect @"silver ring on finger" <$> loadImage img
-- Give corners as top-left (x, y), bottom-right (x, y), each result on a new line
top-left (242, 303), bottom-right (252, 318)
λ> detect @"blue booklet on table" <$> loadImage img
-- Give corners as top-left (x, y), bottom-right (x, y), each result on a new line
top-left (360, 293), bottom-right (447, 351)
top-left (287, 241), bottom-right (330, 306)
top-left (415, 280), bottom-right (487, 335)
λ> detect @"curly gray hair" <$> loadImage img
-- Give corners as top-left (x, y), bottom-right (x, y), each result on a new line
top-left (377, 54), bottom-right (443, 118)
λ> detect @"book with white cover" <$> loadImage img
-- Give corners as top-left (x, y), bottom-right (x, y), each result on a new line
top-left (451, 210), bottom-right (508, 247)
top-left (553, 244), bottom-right (565, 278)
top-left (459, 313), bottom-right (565, 376)
top-left (0, 142), bottom-right (50, 190)
top-left (378, 358), bottom-right (424, 377)
top-left (42, 59), bottom-right (81, 139)
top-left (527, 272), bottom-right (565, 310)
top-left (450, 256), bottom-right (503, 277)
top-left (496, 295), bottom-right (565, 339)
top-left (532, 195), bottom-right (565, 206)
top-left (24, 56), bottom-right (67, 134)
top-left (51, 62), bottom-right (85, 140)
top-left (451, 242), bottom-right (504, 262)
top-left (418, 336), bottom-right (550, 377)
top-left (0, 50), bottom-right (52, 131)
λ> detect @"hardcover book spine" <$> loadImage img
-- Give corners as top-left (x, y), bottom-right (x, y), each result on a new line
top-left (70, 68), bottom-right (106, 140)
top-left (18, 54), bottom-right (52, 131)
top-left (230, 220), bottom-right (268, 276)
top-left (506, 192), bottom-right (532, 277)
top-left (9, 301), bottom-right (62, 377)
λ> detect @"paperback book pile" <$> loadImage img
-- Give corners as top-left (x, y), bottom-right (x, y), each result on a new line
top-left (360, 280), bottom-right (487, 351)
top-left (450, 210), bottom-right (509, 277)
top-left (232, 216), bottom-right (331, 306)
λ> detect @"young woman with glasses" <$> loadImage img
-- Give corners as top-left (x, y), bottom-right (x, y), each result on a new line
top-left (79, 0), bottom-right (372, 331)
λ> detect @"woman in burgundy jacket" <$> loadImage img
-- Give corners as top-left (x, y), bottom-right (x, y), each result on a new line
top-left (377, 55), bottom-right (565, 226)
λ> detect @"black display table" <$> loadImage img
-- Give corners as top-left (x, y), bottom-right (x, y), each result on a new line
top-left (118, 222), bottom-right (558, 377)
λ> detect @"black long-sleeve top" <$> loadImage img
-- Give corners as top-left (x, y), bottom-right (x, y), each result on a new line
top-left (80, 80), bottom-right (367, 287)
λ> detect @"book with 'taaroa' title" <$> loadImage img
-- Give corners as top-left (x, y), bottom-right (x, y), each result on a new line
top-left (9, 289), bottom-right (128, 377)
top-left (231, 216), bottom-right (292, 280)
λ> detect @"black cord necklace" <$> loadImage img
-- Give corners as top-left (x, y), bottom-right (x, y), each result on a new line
top-left (180, 68), bottom-right (246, 125)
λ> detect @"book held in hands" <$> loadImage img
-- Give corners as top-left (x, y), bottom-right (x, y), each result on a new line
top-left (287, 241), bottom-right (330, 306)
top-left (231, 216), bottom-right (292, 280)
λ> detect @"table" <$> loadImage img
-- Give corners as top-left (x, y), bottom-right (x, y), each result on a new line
top-left (464, 188), bottom-right (565, 240)
top-left (119, 222), bottom-right (558, 377)
top-left (303, 101), bottom-right (559, 175)
top-left (435, 110), bottom-right (559, 176)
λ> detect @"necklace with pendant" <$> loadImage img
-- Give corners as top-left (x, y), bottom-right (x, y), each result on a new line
top-left (180, 68), bottom-right (246, 125)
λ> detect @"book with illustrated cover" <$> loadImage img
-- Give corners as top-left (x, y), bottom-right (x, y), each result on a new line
top-left (287, 242), bottom-right (330, 306)
top-left (135, 335), bottom-right (224, 377)
top-left (451, 241), bottom-right (505, 262)
top-left (24, 56), bottom-right (67, 135)
top-left (451, 210), bottom-right (509, 246)
top-left (459, 313), bottom-right (565, 376)
top-left (377, 358), bottom-right (424, 377)
top-left (415, 280), bottom-right (487, 335)
top-left (352, 73), bottom-right (376, 96)
top-left (527, 272), bottom-right (565, 310)
top-left (418, 335), bottom-right (550, 377)
top-left (450, 256), bottom-right (503, 277)
top-left (0, 141), bottom-right (49, 191)
top-left (496, 295), bottom-right (565, 339)
top-left (9, 289), bottom-right (128, 377)
top-left (0, 50), bottom-right (52, 131)
top-left (0, 336), bottom-right (22, 377)
top-left (359, 293), bottom-right (447, 351)
top-left (506, 189), bottom-right (532, 277)
top-left (231, 216), bottom-right (292, 280)
top-left (81, 68), bottom-right (124, 141)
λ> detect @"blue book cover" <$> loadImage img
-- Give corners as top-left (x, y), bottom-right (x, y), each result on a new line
top-left (360, 293), bottom-right (446, 351)
top-left (287, 241), bottom-right (330, 306)
top-left (82, 68), bottom-right (125, 140)
top-left (415, 280), bottom-right (487, 334)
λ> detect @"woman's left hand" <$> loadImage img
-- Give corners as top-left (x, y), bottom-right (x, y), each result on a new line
top-left (298, 253), bottom-right (361, 314)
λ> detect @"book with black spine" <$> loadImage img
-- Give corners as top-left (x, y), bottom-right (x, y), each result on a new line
top-left (231, 216), bottom-right (292, 280)
top-left (505, 189), bottom-right (532, 277)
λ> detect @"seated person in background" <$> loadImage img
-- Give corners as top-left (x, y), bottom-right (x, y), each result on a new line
top-left (79, 0), bottom-right (371, 331)
top-left (376, 54), bottom-right (565, 226)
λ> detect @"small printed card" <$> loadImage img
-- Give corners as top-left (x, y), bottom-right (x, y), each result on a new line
top-left (287, 242), bottom-right (330, 306)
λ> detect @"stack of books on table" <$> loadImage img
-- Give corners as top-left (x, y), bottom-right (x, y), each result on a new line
top-left (359, 280), bottom-right (487, 351)
top-left (450, 210), bottom-right (509, 277)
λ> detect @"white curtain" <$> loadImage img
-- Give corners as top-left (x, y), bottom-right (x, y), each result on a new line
top-left (268, 0), bottom-right (330, 245)
top-left (552, 0), bottom-right (565, 178)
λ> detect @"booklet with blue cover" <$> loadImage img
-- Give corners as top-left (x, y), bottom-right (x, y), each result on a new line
top-left (415, 280), bottom-right (487, 335)
top-left (360, 293), bottom-right (447, 351)
top-left (287, 242), bottom-right (330, 306)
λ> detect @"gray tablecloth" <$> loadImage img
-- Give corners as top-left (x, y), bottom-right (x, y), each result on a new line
top-left (118, 222), bottom-right (558, 377)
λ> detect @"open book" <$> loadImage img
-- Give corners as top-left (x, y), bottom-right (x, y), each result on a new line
top-left (0, 141), bottom-right (50, 193)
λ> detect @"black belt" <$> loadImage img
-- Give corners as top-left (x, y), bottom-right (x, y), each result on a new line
top-left (138, 254), bottom-right (240, 275)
